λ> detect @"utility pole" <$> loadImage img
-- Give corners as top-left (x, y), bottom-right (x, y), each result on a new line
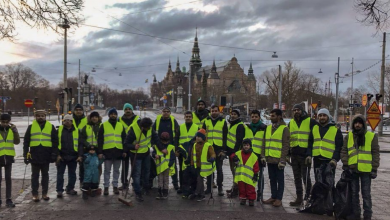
top-left (278, 65), bottom-right (282, 109)
top-left (188, 72), bottom-right (192, 111)
top-left (78, 59), bottom-right (81, 104)
top-left (349, 58), bottom-right (354, 128)
top-left (334, 57), bottom-right (340, 122)
top-left (379, 32), bottom-right (386, 136)
top-left (59, 19), bottom-right (70, 114)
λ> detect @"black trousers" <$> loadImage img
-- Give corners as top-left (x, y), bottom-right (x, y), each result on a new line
top-left (291, 154), bottom-right (312, 197)
top-left (0, 164), bottom-right (12, 199)
top-left (171, 155), bottom-right (183, 188)
top-left (31, 163), bottom-right (50, 196)
top-left (313, 157), bottom-right (335, 182)
top-left (120, 154), bottom-right (130, 186)
top-left (79, 162), bottom-right (84, 183)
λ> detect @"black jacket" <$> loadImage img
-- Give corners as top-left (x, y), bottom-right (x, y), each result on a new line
top-left (202, 116), bottom-right (228, 151)
top-left (126, 121), bottom-right (162, 159)
top-left (152, 116), bottom-right (180, 146)
top-left (23, 121), bottom-right (58, 164)
top-left (0, 125), bottom-right (20, 166)
top-left (307, 122), bottom-right (343, 161)
top-left (59, 125), bottom-right (82, 161)
top-left (97, 119), bottom-right (127, 160)
top-left (288, 115), bottom-right (317, 156)
top-left (228, 118), bottom-right (245, 155)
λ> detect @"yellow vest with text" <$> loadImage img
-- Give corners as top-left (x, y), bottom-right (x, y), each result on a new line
top-left (58, 126), bottom-right (79, 152)
top-left (234, 151), bottom-right (258, 187)
top-left (120, 115), bottom-right (139, 132)
top-left (312, 125), bottom-right (337, 159)
top-left (265, 125), bottom-right (286, 158)
top-left (155, 144), bottom-right (175, 176)
top-left (30, 120), bottom-right (53, 147)
top-left (204, 119), bottom-right (224, 146)
top-left (179, 123), bottom-right (199, 144)
top-left (347, 131), bottom-right (375, 172)
top-left (193, 142), bottom-right (216, 177)
top-left (130, 123), bottom-right (152, 154)
top-left (289, 117), bottom-right (311, 148)
top-left (155, 115), bottom-right (175, 138)
top-left (102, 121), bottom-right (123, 150)
top-left (73, 117), bottom-right (87, 130)
top-left (0, 130), bottom-right (15, 157)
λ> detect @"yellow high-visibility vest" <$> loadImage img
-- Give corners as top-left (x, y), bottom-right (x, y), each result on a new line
top-left (58, 126), bottom-right (79, 152)
top-left (234, 151), bottom-right (258, 187)
top-left (289, 117), bottom-right (310, 148)
top-left (204, 119), bottom-right (225, 146)
top-left (129, 123), bottom-right (151, 154)
top-left (155, 144), bottom-right (175, 176)
top-left (0, 130), bottom-right (15, 157)
top-left (192, 112), bottom-right (209, 127)
top-left (265, 125), bottom-right (287, 159)
top-left (119, 115), bottom-right (139, 132)
top-left (155, 115), bottom-right (175, 138)
top-left (179, 123), bottom-right (199, 144)
top-left (73, 117), bottom-right (87, 131)
top-left (102, 121), bottom-right (123, 150)
top-left (193, 142), bottom-right (216, 177)
top-left (312, 125), bottom-right (337, 159)
top-left (85, 124), bottom-right (100, 146)
top-left (30, 120), bottom-right (53, 147)
top-left (347, 131), bottom-right (375, 172)
top-left (252, 129), bottom-right (265, 155)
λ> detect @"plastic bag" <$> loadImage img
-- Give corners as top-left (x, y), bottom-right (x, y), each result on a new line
top-left (333, 170), bottom-right (353, 219)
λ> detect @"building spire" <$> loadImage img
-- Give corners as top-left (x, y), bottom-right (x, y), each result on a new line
top-left (168, 58), bottom-right (171, 70)
top-left (248, 61), bottom-right (253, 74)
top-left (190, 27), bottom-right (202, 73)
top-left (175, 56), bottom-right (181, 73)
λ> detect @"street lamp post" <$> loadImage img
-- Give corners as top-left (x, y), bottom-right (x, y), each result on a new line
top-left (59, 19), bottom-right (70, 114)
top-left (278, 65), bottom-right (282, 109)
top-left (185, 72), bottom-right (192, 111)
top-left (334, 57), bottom-right (340, 122)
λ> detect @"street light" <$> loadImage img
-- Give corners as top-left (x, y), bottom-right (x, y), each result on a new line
top-left (349, 57), bottom-right (362, 128)
top-left (272, 52), bottom-right (278, 58)
top-left (59, 19), bottom-right (70, 114)
top-left (184, 72), bottom-right (192, 111)
top-left (318, 69), bottom-right (323, 74)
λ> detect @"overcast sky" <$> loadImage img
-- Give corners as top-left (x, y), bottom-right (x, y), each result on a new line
top-left (0, 0), bottom-right (385, 94)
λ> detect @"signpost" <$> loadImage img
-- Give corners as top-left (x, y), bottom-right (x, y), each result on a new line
top-left (24, 99), bottom-right (33, 125)
top-left (367, 102), bottom-right (381, 131)
top-left (218, 105), bottom-right (224, 113)
top-left (311, 103), bottom-right (318, 110)
top-left (362, 95), bottom-right (368, 107)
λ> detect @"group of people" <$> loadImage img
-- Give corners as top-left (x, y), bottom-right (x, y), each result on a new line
top-left (0, 99), bottom-right (379, 220)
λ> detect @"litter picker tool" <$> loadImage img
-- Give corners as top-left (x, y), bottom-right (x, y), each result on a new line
top-left (299, 166), bottom-right (310, 211)
top-left (257, 167), bottom-right (264, 203)
top-left (207, 164), bottom-right (215, 205)
top-left (19, 164), bottom-right (28, 193)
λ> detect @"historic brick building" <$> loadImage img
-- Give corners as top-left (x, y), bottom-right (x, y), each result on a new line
top-left (150, 29), bottom-right (257, 110)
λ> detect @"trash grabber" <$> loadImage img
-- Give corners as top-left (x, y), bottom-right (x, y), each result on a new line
top-left (121, 159), bottom-right (126, 197)
top-left (300, 166), bottom-right (310, 211)
top-left (207, 165), bottom-right (215, 205)
top-left (19, 164), bottom-right (28, 193)
top-left (258, 166), bottom-right (264, 203)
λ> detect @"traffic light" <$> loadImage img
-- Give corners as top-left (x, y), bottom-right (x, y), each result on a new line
top-left (375, 94), bottom-right (383, 102)
top-left (346, 116), bottom-right (349, 122)
top-left (367, 94), bottom-right (374, 102)
top-left (318, 100), bottom-right (322, 109)
top-left (58, 92), bottom-right (64, 99)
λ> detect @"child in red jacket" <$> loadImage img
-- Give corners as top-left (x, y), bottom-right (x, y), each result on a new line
top-left (231, 139), bottom-right (259, 206)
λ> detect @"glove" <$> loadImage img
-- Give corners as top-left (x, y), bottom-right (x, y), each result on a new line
top-left (76, 157), bottom-right (82, 162)
top-left (278, 162), bottom-right (286, 170)
top-left (207, 157), bottom-right (215, 163)
top-left (232, 155), bottom-right (239, 163)
top-left (252, 173), bottom-right (259, 182)
top-left (260, 157), bottom-right (267, 167)
top-left (56, 155), bottom-right (62, 166)
top-left (329, 159), bottom-right (337, 168)
top-left (24, 158), bottom-right (30, 165)
top-left (176, 148), bottom-right (186, 157)
top-left (370, 170), bottom-right (377, 179)
top-left (305, 156), bottom-right (312, 165)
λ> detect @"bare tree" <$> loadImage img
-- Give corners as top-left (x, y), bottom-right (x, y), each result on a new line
top-left (3, 63), bottom-right (49, 91)
top-left (0, 0), bottom-right (84, 40)
top-left (355, 0), bottom-right (390, 31)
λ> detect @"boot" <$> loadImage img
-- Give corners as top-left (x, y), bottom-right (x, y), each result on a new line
top-left (156, 188), bottom-right (162, 200)
top-left (256, 191), bottom-right (262, 202)
top-left (262, 197), bottom-right (276, 204)
top-left (249, 200), bottom-right (254, 207)
top-left (212, 181), bottom-right (217, 188)
top-left (228, 187), bottom-right (238, 198)
top-left (136, 193), bottom-right (144, 202)
top-left (218, 186), bottom-right (224, 196)
top-left (5, 199), bottom-right (15, 208)
top-left (82, 191), bottom-right (88, 200)
top-left (104, 187), bottom-right (109, 196)
top-left (57, 192), bottom-right (63, 198)
top-left (32, 195), bottom-right (40, 202)
top-left (113, 187), bottom-right (119, 195)
top-left (289, 195), bottom-right (303, 206)
top-left (162, 189), bottom-right (168, 199)
top-left (41, 194), bottom-right (50, 201)
top-left (90, 190), bottom-right (96, 197)
top-left (273, 199), bottom-right (282, 207)
top-left (240, 199), bottom-right (246, 205)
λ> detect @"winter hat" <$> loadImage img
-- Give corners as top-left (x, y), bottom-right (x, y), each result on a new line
top-left (74, 103), bottom-right (83, 111)
top-left (108, 108), bottom-right (118, 116)
top-left (317, 108), bottom-right (331, 119)
top-left (161, 106), bottom-right (171, 112)
top-left (195, 128), bottom-right (207, 141)
top-left (123, 103), bottom-right (133, 111)
top-left (86, 145), bottom-right (96, 152)
top-left (293, 104), bottom-right (304, 111)
top-left (0, 114), bottom-right (11, 121)
top-left (64, 114), bottom-right (73, 121)
top-left (232, 109), bottom-right (240, 116)
top-left (197, 99), bottom-right (206, 106)
top-left (35, 109), bottom-right (46, 116)
top-left (353, 116), bottom-right (365, 125)
top-left (242, 139), bottom-right (252, 148)
top-left (90, 111), bottom-right (100, 118)
top-left (160, 132), bottom-right (170, 141)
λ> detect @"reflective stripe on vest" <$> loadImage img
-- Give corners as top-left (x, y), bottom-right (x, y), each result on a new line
top-left (155, 144), bottom-right (176, 176)
top-left (312, 125), bottom-right (337, 159)
top-left (130, 123), bottom-right (152, 154)
top-left (179, 123), bottom-right (199, 144)
top-left (58, 126), bottom-right (79, 152)
top-left (252, 130), bottom-right (265, 155)
top-left (30, 120), bottom-right (53, 147)
top-left (178, 144), bottom-right (188, 171)
top-left (156, 115), bottom-right (175, 138)
top-left (73, 117), bottom-right (87, 131)
top-left (289, 117), bottom-right (310, 148)
top-left (120, 115), bottom-right (139, 132)
top-left (204, 119), bottom-right (225, 146)
top-left (234, 151), bottom-right (257, 187)
top-left (227, 122), bottom-right (243, 149)
top-left (265, 125), bottom-right (286, 159)
top-left (86, 124), bottom-right (100, 146)
top-left (193, 142), bottom-right (216, 177)
top-left (192, 112), bottom-right (209, 128)
top-left (0, 130), bottom-right (15, 157)
top-left (347, 131), bottom-right (375, 172)
top-left (102, 122), bottom-right (124, 150)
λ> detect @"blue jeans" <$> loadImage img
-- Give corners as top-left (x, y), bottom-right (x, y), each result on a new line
top-left (56, 160), bottom-right (77, 193)
top-left (132, 156), bottom-right (150, 195)
top-left (351, 172), bottom-right (372, 218)
top-left (268, 163), bottom-right (285, 200)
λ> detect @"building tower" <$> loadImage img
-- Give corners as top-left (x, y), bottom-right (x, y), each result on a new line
top-left (189, 27), bottom-right (202, 75)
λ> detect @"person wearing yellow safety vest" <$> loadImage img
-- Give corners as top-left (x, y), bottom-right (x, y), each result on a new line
top-left (80, 111), bottom-right (102, 187)
top-left (190, 129), bottom-right (216, 202)
top-left (152, 132), bottom-right (176, 200)
top-left (97, 108), bottom-right (127, 196)
top-left (152, 106), bottom-right (180, 190)
top-left (261, 109), bottom-right (290, 208)
top-left (307, 108), bottom-right (343, 182)
top-left (202, 105), bottom-right (228, 196)
top-left (288, 104), bottom-right (317, 206)
top-left (226, 109), bottom-right (245, 198)
top-left (56, 114), bottom-right (82, 198)
top-left (0, 114), bottom-right (20, 208)
top-left (192, 100), bottom-right (209, 127)
top-left (176, 111), bottom-right (199, 194)
top-left (246, 110), bottom-right (267, 202)
top-left (341, 115), bottom-right (380, 220)
top-left (125, 118), bottom-right (162, 202)
top-left (23, 110), bottom-right (58, 202)
top-left (230, 139), bottom-right (260, 207)
top-left (73, 104), bottom-right (88, 131)
top-left (118, 103), bottom-right (140, 190)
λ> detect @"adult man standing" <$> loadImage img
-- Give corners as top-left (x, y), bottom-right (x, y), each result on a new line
top-left (126, 118), bottom-right (162, 202)
top-left (153, 107), bottom-right (180, 190)
top-left (98, 108), bottom-right (127, 196)
top-left (203, 105), bottom-right (228, 196)
top-left (56, 115), bottom-right (82, 198)
top-left (226, 109), bottom-right (245, 198)
top-left (288, 104), bottom-right (317, 206)
top-left (262, 109), bottom-right (290, 207)
top-left (307, 108), bottom-right (343, 181)
top-left (23, 110), bottom-right (58, 202)
top-left (118, 103), bottom-right (140, 190)
top-left (0, 114), bottom-right (20, 207)
top-left (192, 100), bottom-right (209, 127)
top-left (246, 110), bottom-right (267, 201)
top-left (341, 115), bottom-right (380, 220)
top-left (73, 104), bottom-right (87, 185)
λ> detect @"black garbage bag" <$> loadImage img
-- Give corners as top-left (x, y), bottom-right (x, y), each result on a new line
top-left (300, 163), bottom-right (334, 216)
top-left (334, 170), bottom-right (353, 219)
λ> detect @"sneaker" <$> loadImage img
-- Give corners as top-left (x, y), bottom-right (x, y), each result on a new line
top-left (196, 195), bottom-right (205, 202)
top-left (162, 189), bottom-right (168, 199)
top-left (66, 189), bottom-right (77, 195)
top-left (218, 186), bottom-right (224, 196)
top-left (82, 191), bottom-right (88, 200)
top-left (262, 197), bottom-right (276, 204)
top-left (188, 194), bottom-right (197, 200)
top-left (136, 194), bottom-right (144, 202)
top-left (104, 187), bottom-right (109, 196)
top-left (57, 192), bottom-right (63, 198)
top-left (272, 199), bottom-right (282, 207)
top-left (240, 199), bottom-right (246, 205)
top-left (156, 189), bottom-right (163, 200)
top-left (113, 187), bottom-right (119, 195)
top-left (32, 195), bottom-right (40, 202)
top-left (90, 190), bottom-right (96, 197)
top-left (5, 199), bottom-right (15, 208)
top-left (249, 200), bottom-right (254, 207)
